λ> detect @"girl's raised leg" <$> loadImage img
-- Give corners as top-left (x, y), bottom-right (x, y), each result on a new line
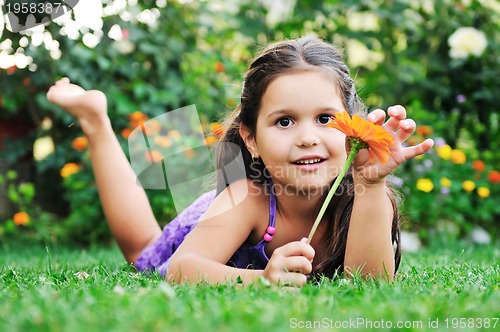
top-left (47, 78), bottom-right (162, 263)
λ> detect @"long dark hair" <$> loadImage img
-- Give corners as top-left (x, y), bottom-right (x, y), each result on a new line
top-left (215, 36), bottom-right (401, 278)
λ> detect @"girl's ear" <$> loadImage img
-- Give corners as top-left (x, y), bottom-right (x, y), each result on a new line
top-left (239, 123), bottom-right (259, 158)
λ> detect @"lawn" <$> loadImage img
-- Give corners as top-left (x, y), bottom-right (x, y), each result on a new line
top-left (1, 241), bottom-right (499, 332)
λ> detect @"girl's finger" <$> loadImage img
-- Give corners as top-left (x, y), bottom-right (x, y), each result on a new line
top-left (278, 272), bottom-right (308, 287)
top-left (367, 109), bottom-right (386, 126)
top-left (276, 240), bottom-right (315, 262)
top-left (282, 256), bottom-right (313, 275)
top-left (55, 77), bottom-right (70, 85)
top-left (383, 105), bottom-right (407, 132)
top-left (394, 119), bottom-right (416, 143)
top-left (404, 139), bottom-right (434, 160)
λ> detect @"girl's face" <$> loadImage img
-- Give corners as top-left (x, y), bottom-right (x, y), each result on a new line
top-left (248, 70), bottom-right (348, 195)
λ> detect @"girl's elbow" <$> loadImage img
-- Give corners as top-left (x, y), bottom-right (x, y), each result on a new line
top-left (166, 253), bottom-right (190, 284)
top-left (344, 261), bottom-right (395, 282)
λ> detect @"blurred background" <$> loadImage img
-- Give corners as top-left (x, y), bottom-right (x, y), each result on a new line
top-left (0, 0), bottom-right (498, 249)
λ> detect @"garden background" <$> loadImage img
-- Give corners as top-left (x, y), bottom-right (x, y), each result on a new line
top-left (0, 0), bottom-right (499, 248)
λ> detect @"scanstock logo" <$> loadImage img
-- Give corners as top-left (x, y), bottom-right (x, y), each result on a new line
top-left (2, 0), bottom-right (79, 32)
top-left (128, 105), bottom-right (247, 218)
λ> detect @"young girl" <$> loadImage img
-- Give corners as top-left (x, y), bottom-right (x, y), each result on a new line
top-left (47, 36), bottom-right (433, 286)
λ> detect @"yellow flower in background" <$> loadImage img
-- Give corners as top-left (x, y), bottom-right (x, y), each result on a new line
top-left (440, 177), bottom-right (452, 188)
top-left (60, 163), bottom-right (80, 178)
top-left (416, 178), bottom-right (434, 192)
top-left (462, 180), bottom-right (475, 192)
top-left (13, 212), bottom-right (30, 226)
top-left (437, 145), bottom-right (452, 160)
top-left (477, 187), bottom-right (490, 198)
top-left (210, 122), bottom-right (224, 138)
top-left (205, 135), bottom-right (218, 146)
top-left (451, 149), bottom-right (466, 164)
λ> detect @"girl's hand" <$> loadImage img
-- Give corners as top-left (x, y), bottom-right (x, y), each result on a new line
top-left (262, 238), bottom-right (315, 287)
top-left (352, 105), bottom-right (434, 185)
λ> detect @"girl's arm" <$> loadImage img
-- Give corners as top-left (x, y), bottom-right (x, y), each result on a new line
top-left (168, 179), bottom-right (315, 286)
top-left (167, 179), bottom-right (264, 284)
top-left (344, 106), bottom-right (433, 281)
top-left (344, 178), bottom-right (395, 280)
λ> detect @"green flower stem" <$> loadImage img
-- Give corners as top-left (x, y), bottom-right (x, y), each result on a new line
top-left (307, 140), bottom-right (364, 244)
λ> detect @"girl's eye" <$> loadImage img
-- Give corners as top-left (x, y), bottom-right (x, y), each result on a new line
top-left (318, 114), bottom-right (333, 125)
top-left (276, 117), bottom-right (293, 128)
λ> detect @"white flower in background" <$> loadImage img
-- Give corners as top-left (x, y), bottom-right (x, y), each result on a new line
top-left (345, 39), bottom-right (384, 70)
top-left (347, 11), bottom-right (380, 32)
top-left (259, 0), bottom-right (296, 26)
top-left (114, 39), bottom-right (135, 54)
top-left (448, 27), bottom-right (488, 59)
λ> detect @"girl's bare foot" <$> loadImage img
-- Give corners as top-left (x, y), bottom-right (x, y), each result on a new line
top-left (47, 77), bottom-right (109, 135)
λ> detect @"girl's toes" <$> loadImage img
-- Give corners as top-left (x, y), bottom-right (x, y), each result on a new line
top-left (55, 77), bottom-right (70, 85)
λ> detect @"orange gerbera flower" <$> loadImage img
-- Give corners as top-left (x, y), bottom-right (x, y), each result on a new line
top-left (328, 112), bottom-right (394, 164)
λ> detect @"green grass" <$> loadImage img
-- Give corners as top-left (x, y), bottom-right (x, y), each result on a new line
top-left (1, 242), bottom-right (499, 332)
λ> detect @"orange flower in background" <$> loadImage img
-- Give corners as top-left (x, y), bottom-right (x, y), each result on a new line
top-left (154, 135), bottom-right (172, 148)
top-left (13, 212), bottom-right (30, 226)
top-left (214, 61), bottom-right (225, 73)
top-left (145, 120), bottom-right (161, 135)
top-left (451, 149), bottom-right (466, 164)
top-left (71, 136), bottom-right (88, 151)
top-left (416, 125), bottom-right (433, 137)
top-left (168, 130), bottom-right (182, 141)
top-left (121, 128), bottom-right (132, 139)
top-left (472, 160), bottom-right (486, 172)
top-left (210, 122), bottom-right (224, 138)
top-left (407, 137), bottom-right (422, 147)
top-left (309, 112), bottom-right (394, 243)
top-left (145, 150), bottom-right (163, 163)
top-left (60, 163), bottom-right (80, 178)
top-left (328, 112), bottom-right (394, 164)
top-left (184, 148), bottom-right (195, 159)
top-left (129, 111), bottom-right (148, 127)
top-left (487, 170), bottom-right (500, 184)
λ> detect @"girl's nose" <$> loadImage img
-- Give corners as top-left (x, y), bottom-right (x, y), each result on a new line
top-left (296, 127), bottom-right (320, 147)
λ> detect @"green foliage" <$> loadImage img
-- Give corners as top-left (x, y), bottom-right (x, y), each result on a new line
top-left (398, 138), bottom-right (500, 241)
top-left (0, 0), bottom-right (498, 244)
top-left (0, 170), bottom-right (62, 243)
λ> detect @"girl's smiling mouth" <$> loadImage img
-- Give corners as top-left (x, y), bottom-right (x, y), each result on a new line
top-left (292, 156), bottom-right (327, 171)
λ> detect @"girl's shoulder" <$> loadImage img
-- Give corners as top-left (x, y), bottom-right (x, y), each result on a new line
top-left (201, 178), bottom-right (268, 231)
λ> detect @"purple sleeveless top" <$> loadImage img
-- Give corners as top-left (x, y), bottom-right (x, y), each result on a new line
top-left (134, 185), bottom-right (277, 276)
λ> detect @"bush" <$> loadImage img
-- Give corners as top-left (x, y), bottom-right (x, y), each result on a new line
top-left (0, 0), bottom-right (498, 244)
